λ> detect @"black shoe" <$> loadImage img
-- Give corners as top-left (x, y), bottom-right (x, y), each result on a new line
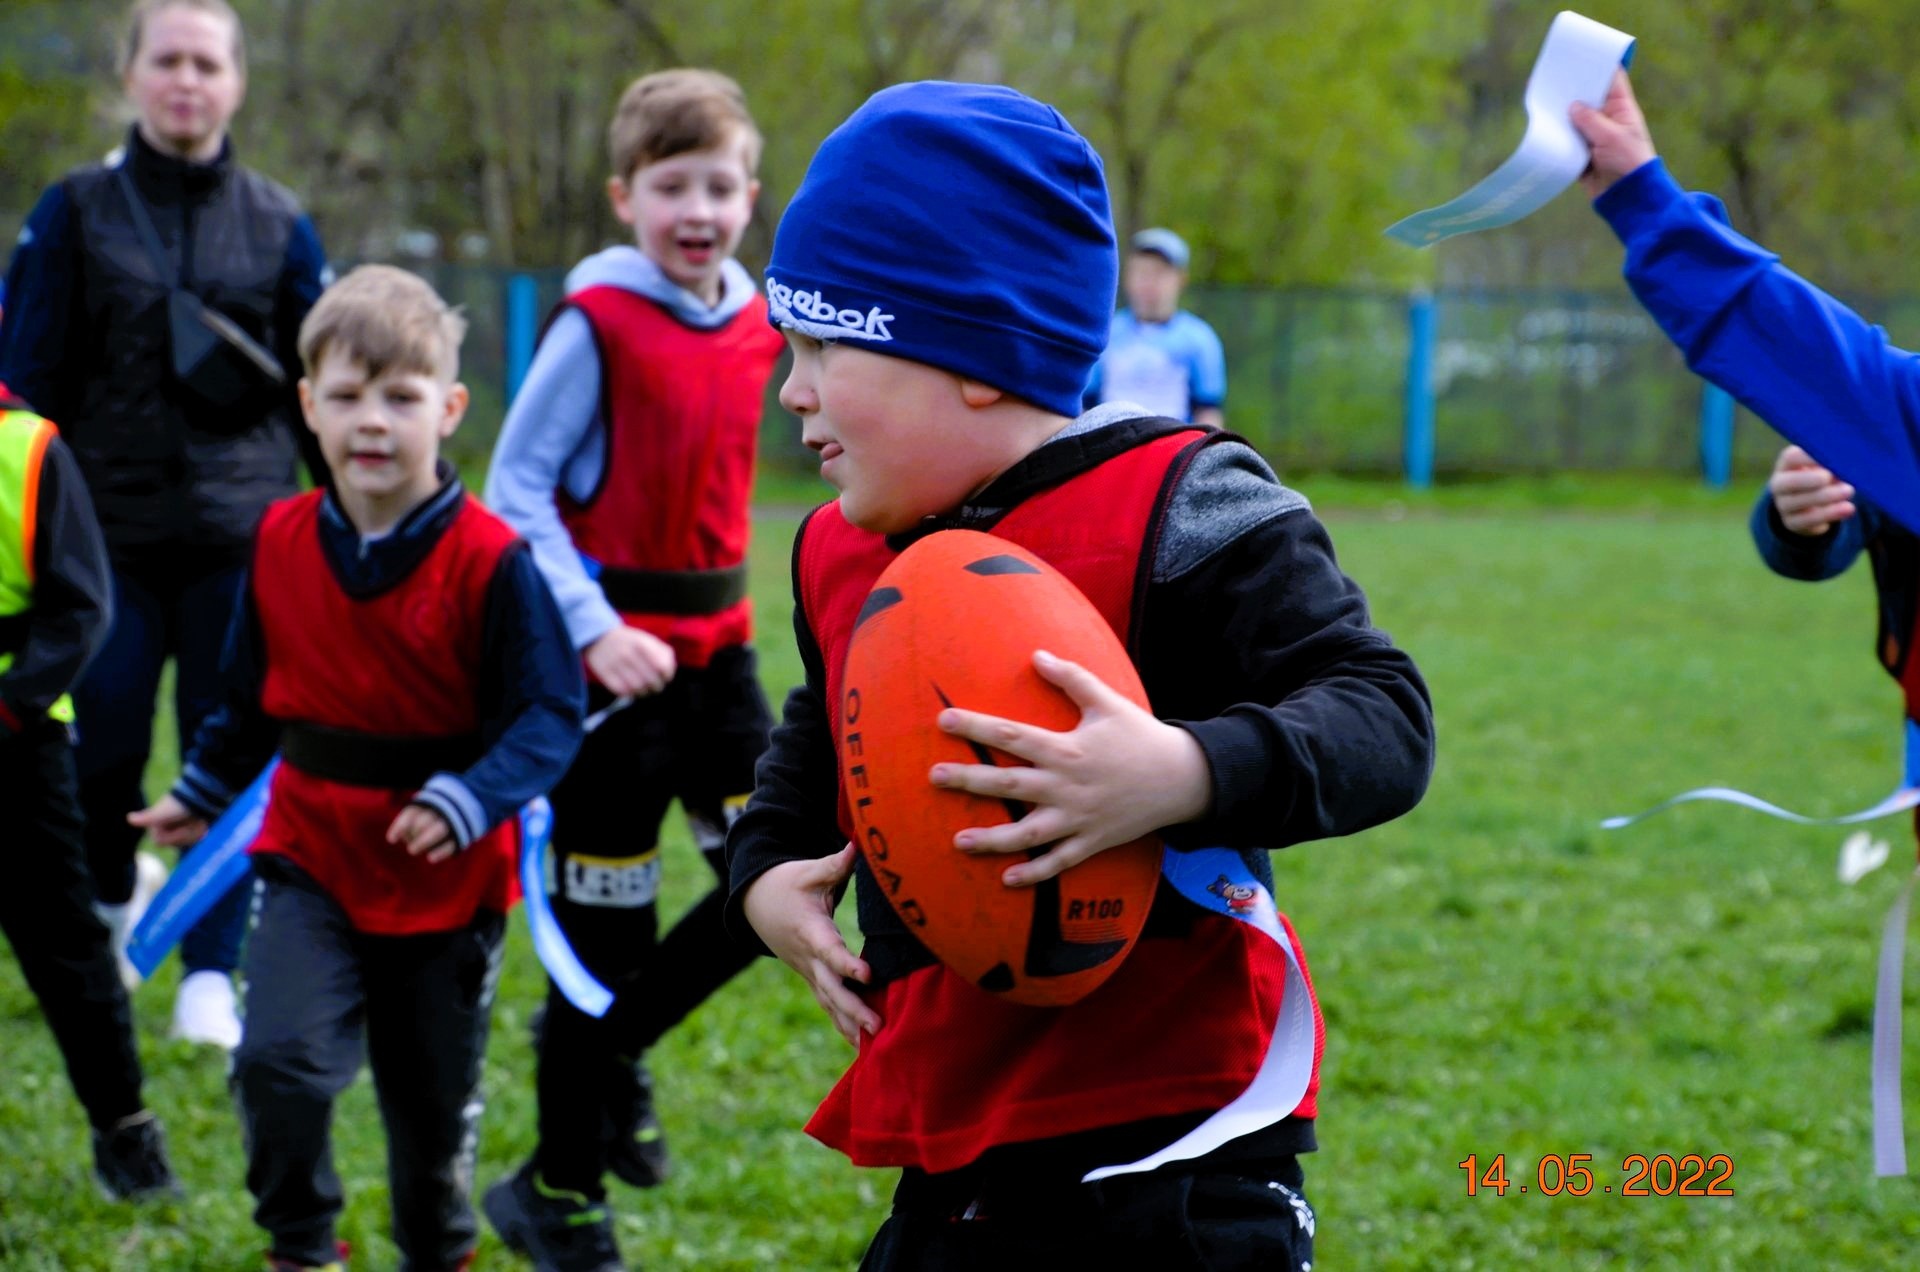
top-left (92, 1112), bottom-right (183, 1201)
top-left (606, 1059), bottom-right (671, 1189)
top-left (530, 1007), bottom-right (670, 1188)
top-left (483, 1169), bottom-right (625, 1272)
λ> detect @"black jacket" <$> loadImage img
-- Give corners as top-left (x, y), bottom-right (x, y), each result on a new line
top-left (726, 412), bottom-right (1436, 974)
top-left (0, 127), bottom-right (330, 570)
top-left (0, 397), bottom-right (112, 736)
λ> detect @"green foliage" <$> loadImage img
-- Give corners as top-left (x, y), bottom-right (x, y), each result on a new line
top-left (5, 1), bottom-right (1916, 289)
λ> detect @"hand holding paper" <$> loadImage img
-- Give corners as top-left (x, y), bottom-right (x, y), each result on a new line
top-left (1568, 69), bottom-right (1657, 197)
top-left (1387, 11), bottom-right (1635, 246)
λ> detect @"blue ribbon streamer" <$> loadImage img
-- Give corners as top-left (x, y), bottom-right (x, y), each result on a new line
top-left (126, 768), bottom-right (613, 1017)
top-left (519, 796), bottom-right (613, 1016)
top-left (125, 760), bottom-right (275, 979)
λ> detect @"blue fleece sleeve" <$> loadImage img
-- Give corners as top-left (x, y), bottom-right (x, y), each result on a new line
top-left (481, 307), bottom-right (620, 649)
top-left (1189, 315), bottom-right (1227, 409)
top-left (1597, 159), bottom-right (1920, 536)
top-left (0, 184), bottom-right (81, 422)
top-left (415, 543), bottom-right (585, 849)
top-left (1748, 485), bottom-right (1866, 582)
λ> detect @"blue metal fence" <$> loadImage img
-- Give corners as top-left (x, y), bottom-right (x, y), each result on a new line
top-left (429, 265), bottom-right (1915, 486)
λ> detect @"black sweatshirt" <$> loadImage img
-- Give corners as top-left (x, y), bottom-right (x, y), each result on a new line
top-left (726, 410), bottom-right (1435, 953)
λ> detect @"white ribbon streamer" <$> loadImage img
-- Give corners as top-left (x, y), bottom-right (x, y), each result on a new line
top-left (1082, 847), bottom-right (1317, 1182)
top-left (1601, 784), bottom-right (1920, 831)
top-left (1873, 867), bottom-right (1919, 1176)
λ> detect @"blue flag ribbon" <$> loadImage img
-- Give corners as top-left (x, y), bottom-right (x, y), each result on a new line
top-left (126, 768), bottom-right (613, 1017)
top-left (1083, 846), bottom-right (1317, 1182)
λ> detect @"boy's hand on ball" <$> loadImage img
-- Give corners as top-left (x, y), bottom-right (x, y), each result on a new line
top-left (388, 804), bottom-right (457, 863)
top-left (744, 845), bottom-right (881, 1045)
top-left (586, 625), bottom-right (678, 697)
top-left (1769, 445), bottom-right (1855, 536)
top-left (1570, 69), bottom-right (1656, 197)
top-left (931, 649), bottom-right (1211, 887)
top-left (127, 794), bottom-right (210, 847)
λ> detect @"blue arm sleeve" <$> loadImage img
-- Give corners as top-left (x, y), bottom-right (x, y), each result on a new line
top-left (415, 544), bottom-right (586, 848)
top-left (1189, 316), bottom-right (1227, 409)
top-left (0, 184), bottom-right (81, 422)
top-left (1748, 486), bottom-right (1867, 582)
top-left (1597, 159), bottom-right (1920, 536)
top-left (482, 307), bottom-right (620, 649)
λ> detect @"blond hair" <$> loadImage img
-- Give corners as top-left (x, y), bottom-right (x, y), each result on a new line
top-left (121, 0), bottom-right (246, 76)
top-left (298, 266), bottom-right (467, 382)
top-left (607, 68), bottom-right (761, 181)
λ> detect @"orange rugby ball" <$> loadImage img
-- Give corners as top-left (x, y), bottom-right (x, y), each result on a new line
top-left (840, 529), bottom-right (1161, 1006)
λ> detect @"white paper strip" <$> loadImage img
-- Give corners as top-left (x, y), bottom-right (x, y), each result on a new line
top-left (1386, 11), bottom-right (1635, 247)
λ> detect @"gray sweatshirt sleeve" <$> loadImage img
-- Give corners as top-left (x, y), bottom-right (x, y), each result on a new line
top-left (482, 307), bottom-right (621, 650)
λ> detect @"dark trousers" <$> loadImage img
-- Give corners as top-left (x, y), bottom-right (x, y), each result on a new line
top-left (0, 721), bottom-right (146, 1128)
top-left (531, 645), bottom-right (771, 1196)
top-left (74, 558), bottom-right (252, 973)
top-left (232, 860), bottom-right (504, 1271)
top-left (860, 1156), bottom-right (1316, 1272)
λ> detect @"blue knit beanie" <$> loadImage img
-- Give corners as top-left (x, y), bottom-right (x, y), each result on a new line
top-left (766, 82), bottom-right (1117, 418)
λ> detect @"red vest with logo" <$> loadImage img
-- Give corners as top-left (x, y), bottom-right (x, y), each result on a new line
top-left (559, 287), bottom-right (784, 669)
top-left (249, 490), bottom-right (522, 934)
top-left (795, 430), bottom-right (1323, 1173)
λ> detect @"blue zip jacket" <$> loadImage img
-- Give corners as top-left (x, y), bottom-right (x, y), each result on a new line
top-left (1596, 159), bottom-right (1920, 536)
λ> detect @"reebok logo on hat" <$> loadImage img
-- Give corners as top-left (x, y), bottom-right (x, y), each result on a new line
top-left (767, 276), bottom-right (896, 342)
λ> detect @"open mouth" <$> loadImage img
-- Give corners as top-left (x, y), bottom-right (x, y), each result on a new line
top-left (677, 235), bottom-right (716, 261)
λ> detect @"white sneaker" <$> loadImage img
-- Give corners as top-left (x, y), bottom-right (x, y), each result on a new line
top-left (172, 970), bottom-right (242, 1050)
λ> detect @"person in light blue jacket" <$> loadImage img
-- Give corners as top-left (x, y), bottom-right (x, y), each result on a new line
top-left (1085, 228), bottom-right (1226, 427)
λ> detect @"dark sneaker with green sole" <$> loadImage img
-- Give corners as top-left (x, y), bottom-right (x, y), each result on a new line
top-left (606, 1059), bottom-right (671, 1189)
top-left (484, 1169), bottom-right (625, 1272)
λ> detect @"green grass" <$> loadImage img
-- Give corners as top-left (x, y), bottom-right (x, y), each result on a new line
top-left (8, 488), bottom-right (1920, 1268)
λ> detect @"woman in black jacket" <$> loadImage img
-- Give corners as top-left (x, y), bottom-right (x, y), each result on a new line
top-left (0, 0), bottom-right (330, 1048)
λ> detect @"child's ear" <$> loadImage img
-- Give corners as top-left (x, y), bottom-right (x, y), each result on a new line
top-left (296, 377), bottom-right (318, 433)
top-left (439, 382), bottom-right (471, 438)
top-left (606, 174), bottom-right (636, 226)
top-left (958, 378), bottom-right (1004, 409)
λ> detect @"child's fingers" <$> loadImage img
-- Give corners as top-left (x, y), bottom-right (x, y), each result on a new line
top-left (931, 756), bottom-right (1050, 803)
top-left (808, 959), bottom-right (879, 1042)
top-left (1771, 466), bottom-right (1837, 494)
top-left (954, 806), bottom-right (1073, 857)
top-left (1030, 649), bottom-right (1122, 712)
top-left (1000, 836), bottom-right (1099, 887)
top-left (936, 707), bottom-right (1062, 765)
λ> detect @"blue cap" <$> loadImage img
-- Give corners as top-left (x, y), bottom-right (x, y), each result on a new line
top-left (766, 82), bottom-right (1117, 418)
top-left (1129, 228), bottom-right (1189, 270)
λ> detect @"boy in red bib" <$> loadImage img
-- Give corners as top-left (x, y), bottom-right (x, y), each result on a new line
top-left (132, 266), bottom-right (585, 1272)
top-left (730, 84), bottom-right (1434, 1268)
top-left (481, 68), bottom-right (783, 1271)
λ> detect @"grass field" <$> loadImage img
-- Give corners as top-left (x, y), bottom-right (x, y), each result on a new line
top-left (7, 480), bottom-right (1920, 1269)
